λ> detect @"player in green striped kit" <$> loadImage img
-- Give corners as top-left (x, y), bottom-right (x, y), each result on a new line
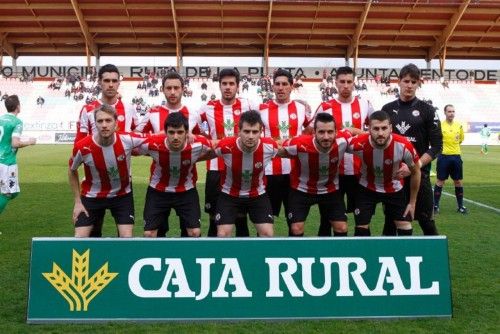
top-left (0, 95), bottom-right (36, 216)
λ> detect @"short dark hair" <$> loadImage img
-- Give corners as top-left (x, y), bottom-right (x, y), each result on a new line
top-left (94, 104), bottom-right (117, 120)
top-left (369, 110), bottom-right (391, 124)
top-left (444, 104), bottom-right (454, 111)
top-left (314, 112), bottom-right (336, 130)
top-left (335, 66), bottom-right (354, 79)
top-left (218, 68), bottom-right (240, 85)
top-left (4, 95), bottom-right (19, 113)
top-left (98, 64), bottom-right (120, 80)
top-left (164, 112), bottom-right (188, 131)
top-left (273, 68), bottom-right (293, 85)
top-left (399, 63), bottom-right (420, 80)
top-left (239, 110), bottom-right (263, 130)
top-left (162, 71), bottom-right (184, 88)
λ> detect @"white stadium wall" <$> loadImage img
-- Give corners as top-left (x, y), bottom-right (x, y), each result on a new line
top-left (0, 66), bottom-right (498, 145)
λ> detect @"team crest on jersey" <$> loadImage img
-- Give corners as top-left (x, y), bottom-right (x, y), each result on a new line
top-left (353, 112), bottom-right (361, 119)
top-left (330, 157), bottom-right (339, 164)
top-left (254, 162), bottom-right (263, 169)
top-left (384, 159), bottom-right (393, 165)
top-left (412, 110), bottom-right (420, 117)
top-left (182, 159), bottom-right (191, 166)
top-left (117, 115), bottom-right (125, 122)
top-left (289, 113), bottom-right (297, 120)
top-left (233, 109), bottom-right (241, 116)
top-left (117, 154), bottom-right (125, 161)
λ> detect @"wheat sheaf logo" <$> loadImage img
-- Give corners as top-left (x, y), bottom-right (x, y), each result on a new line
top-left (42, 249), bottom-right (118, 311)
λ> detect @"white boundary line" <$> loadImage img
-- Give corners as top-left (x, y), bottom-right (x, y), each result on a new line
top-left (442, 191), bottom-right (500, 214)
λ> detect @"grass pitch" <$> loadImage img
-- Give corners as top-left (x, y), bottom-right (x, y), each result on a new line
top-left (0, 145), bottom-right (498, 333)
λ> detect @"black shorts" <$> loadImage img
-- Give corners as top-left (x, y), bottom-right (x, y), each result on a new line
top-left (339, 174), bottom-right (358, 213)
top-left (288, 188), bottom-right (347, 224)
top-left (354, 186), bottom-right (409, 225)
top-left (436, 154), bottom-right (463, 181)
top-left (215, 192), bottom-right (273, 225)
top-left (405, 171), bottom-right (434, 222)
top-left (143, 187), bottom-right (201, 231)
top-left (266, 174), bottom-right (290, 216)
top-left (204, 170), bottom-right (221, 214)
top-left (75, 192), bottom-right (135, 227)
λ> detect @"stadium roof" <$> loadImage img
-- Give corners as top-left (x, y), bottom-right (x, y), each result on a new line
top-left (0, 0), bottom-right (499, 65)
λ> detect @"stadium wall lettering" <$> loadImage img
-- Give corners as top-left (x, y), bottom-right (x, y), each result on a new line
top-left (27, 237), bottom-right (452, 323)
top-left (1, 66), bottom-right (498, 81)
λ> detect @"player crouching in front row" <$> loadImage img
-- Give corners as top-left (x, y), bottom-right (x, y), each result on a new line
top-left (349, 111), bottom-right (421, 236)
top-left (136, 112), bottom-right (213, 238)
top-left (278, 113), bottom-right (349, 237)
top-left (212, 110), bottom-right (278, 238)
top-left (69, 104), bottom-right (147, 238)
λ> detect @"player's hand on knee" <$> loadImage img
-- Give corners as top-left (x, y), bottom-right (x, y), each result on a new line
top-left (403, 203), bottom-right (415, 221)
top-left (72, 202), bottom-right (89, 224)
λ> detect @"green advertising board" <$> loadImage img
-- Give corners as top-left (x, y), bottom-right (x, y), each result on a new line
top-left (27, 237), bottom-right (452, 323)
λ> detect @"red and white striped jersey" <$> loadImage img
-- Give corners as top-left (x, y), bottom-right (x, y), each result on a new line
top-left (283, 134), bottom-right (348, 195)
top-left (314, 97), bottom-right (374, 176)
top-left (347, 133), bottom-right (419, 193)
top-left (215, 137), bottom-right (278, 198)
top-left (69, 132), bottom-right (146, 198)
top-left (75, 99), bottom-right (138, 143)
top-left (198, 98), bottom-right (259, 171)
top-left (137, 135), bottom-right (211, 193)
top-left (260, 100), bottom-right (313, 175)
top-left (135, 105), bottom-right (200, 134)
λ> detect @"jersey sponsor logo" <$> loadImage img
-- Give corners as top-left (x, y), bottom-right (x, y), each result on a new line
top-left (170, 166), bottom-right (181, 178)
top-left (396, 121), bottom-right (411, 135)
top-left (374, 166), bottom-right (384, 177)
top-left (223, 119), bottom-right (235, 136)
top-left (242, 170), bottom-right (253, 183)
top-left (107, 167), bottom-right (121, 180)
top-left (319, 165), bottom-right (329, 176)
top-left (278, 121), bottom-right (290, 139)
top-left (353, 112), bottom-right (361, 119)
top-left (392, 109), bottom-right (399, 115)
top-left (412, 110), bottom-right (420, 117)
top-left (42, 249), bottom-right (118, 311)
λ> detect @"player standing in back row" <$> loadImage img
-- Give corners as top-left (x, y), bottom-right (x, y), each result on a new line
top-left (197, 68), bottom-right (259, 237)
top-left (259, 68), bottom-right (313, 235)
top-left (0, 95), bottom-right (37, 217)
top-left (313, 66), bottom-right (374, 236)
top-left (381, 64), bottom-right (442, 236)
